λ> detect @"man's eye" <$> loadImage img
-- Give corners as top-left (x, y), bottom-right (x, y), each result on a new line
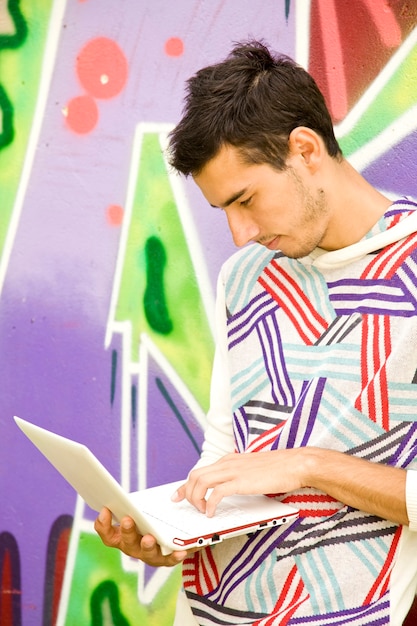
top-left (240, 197), bottom-right (252, 207)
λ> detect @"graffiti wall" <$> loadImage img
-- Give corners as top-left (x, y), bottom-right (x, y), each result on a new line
top-left (1, 1), bottom-right (416, 624)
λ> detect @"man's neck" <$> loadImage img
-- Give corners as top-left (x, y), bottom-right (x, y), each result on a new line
top-left (319, 159), bottom-right (392, 251)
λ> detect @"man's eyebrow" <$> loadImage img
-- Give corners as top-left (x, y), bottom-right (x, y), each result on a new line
top-left (210, 188), bottom-right (248, 209)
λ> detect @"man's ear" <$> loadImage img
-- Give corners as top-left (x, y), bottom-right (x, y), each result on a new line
top-left (288, 127), bottom-right (323, 172)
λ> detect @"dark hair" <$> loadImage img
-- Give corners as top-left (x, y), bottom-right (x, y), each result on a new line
top-left (168, 40), bottom-right (342, 176)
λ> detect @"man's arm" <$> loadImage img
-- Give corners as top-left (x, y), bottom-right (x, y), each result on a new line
top-left (173, 447), bottom-right (411, 526)
top-left (303, 448), bottom-right (408, 525)
top-left (94, 448), bottom-right (415, 566)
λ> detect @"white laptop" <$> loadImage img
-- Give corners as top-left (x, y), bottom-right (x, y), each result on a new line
top-left (14, 416), bottom-right (299, 555)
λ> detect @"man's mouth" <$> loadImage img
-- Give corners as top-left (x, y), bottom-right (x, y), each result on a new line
top-left (260, 235), bottom-right (280, 250)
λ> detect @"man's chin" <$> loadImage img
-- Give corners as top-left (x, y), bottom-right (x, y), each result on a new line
top-left (276, 242), bottom-right (318, 260)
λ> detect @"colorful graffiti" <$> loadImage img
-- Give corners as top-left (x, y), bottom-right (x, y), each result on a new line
top-left (1, 1), bottom-right (416, 624)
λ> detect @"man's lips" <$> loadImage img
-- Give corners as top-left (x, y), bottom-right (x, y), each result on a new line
top-left (262, 235), bottom-right (280, 250)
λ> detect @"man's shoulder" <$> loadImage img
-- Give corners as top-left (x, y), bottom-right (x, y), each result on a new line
top-left (221, 244), bottom-right (276, 278)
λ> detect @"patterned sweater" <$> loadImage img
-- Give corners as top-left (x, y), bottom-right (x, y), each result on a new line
top-left (182, 201), bottom-right (417, 626)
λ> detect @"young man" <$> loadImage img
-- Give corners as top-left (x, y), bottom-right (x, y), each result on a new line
top-left (95, 41), bottom-right (417, 625)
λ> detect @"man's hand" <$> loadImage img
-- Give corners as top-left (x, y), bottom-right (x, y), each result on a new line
top-left (94, 507), bottom-right (188, 567)
top-left (172, 448), bottom-right (409, 526)
top-left (172, 449), bottom-right (308, 517)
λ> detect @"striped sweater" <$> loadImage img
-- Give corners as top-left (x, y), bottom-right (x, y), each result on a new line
top-left (183, 201), bottom-right (417, 625)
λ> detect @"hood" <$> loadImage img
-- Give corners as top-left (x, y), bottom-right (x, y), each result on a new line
top-left (310, 209), bottom-right (417, 270)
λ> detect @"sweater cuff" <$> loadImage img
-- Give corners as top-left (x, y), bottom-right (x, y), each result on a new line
top-left (406, 470), bottom-right (417, 531)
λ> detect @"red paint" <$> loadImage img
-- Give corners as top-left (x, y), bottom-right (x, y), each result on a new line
top-left (0, 551), bottom-right (13, 626)
top-left (65, 95), bottom-right (98, 134)
top-left (165, 37), bottom-right (184, 57)
top-left (308, 0), bottom-right (415, 122)
top-left (106, 204), bottom-right (124, 226)
top-left (76, 37), bottom-right (128, 99)
top-left (313, 0), bottom-right (348, 121)
top-left (363, 0), bottom-right (401, 47)
top-left (51, 528), bottom-right (71, 626)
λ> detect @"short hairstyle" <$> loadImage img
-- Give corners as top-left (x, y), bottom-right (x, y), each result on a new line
top-left (168, 40), bottom-right (342, 176)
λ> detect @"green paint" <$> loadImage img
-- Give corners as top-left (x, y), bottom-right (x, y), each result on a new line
top-left (90, 580), bottom-right (130, 626)
top-left (115, 132), bottom-right (214, 411)
top-left (0, 0), bottom-right (53, 251)
top-left (143, 236), bottom-right (173, 334)
top-left (0, 0), bottom-right (28, 49)
top-left (339, 42), bottom-right (417, 157)
top-left (65, 532), bottom-right (181, 625)
top-left (0, 85), bottom-right (14, 148)
top-left (0, 0), bottom-right (28, 148)
top-left (0, 0), bottom-right (28, 150)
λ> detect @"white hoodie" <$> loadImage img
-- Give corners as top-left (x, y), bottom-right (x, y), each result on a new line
top-left (190, 201), bottom-right (417, 625)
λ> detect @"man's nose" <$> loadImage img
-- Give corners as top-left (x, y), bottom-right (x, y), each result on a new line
top-left (225, 208), bottom-right (260, 247)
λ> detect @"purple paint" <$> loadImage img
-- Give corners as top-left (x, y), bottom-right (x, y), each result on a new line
top-left (2, 1), bottom-right (295, 621)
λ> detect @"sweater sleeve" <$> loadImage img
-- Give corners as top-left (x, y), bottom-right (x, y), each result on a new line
top-left (406, 470), bottom-right (417, 531)
top-left (194, 267), bottom-right (235, 468)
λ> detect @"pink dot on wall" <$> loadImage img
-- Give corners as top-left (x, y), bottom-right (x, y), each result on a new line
top-left (106, 204), bottom-right (124, 226)
top-left (76, 37), bottom-right (128, 99)
top-left (65, 95), bottom-right (98, 134)
top-left (165, 37), bottom-right (184, 57)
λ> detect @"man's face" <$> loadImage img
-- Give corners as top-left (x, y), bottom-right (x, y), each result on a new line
top-left (194, 144), bottom-right (332, 258)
